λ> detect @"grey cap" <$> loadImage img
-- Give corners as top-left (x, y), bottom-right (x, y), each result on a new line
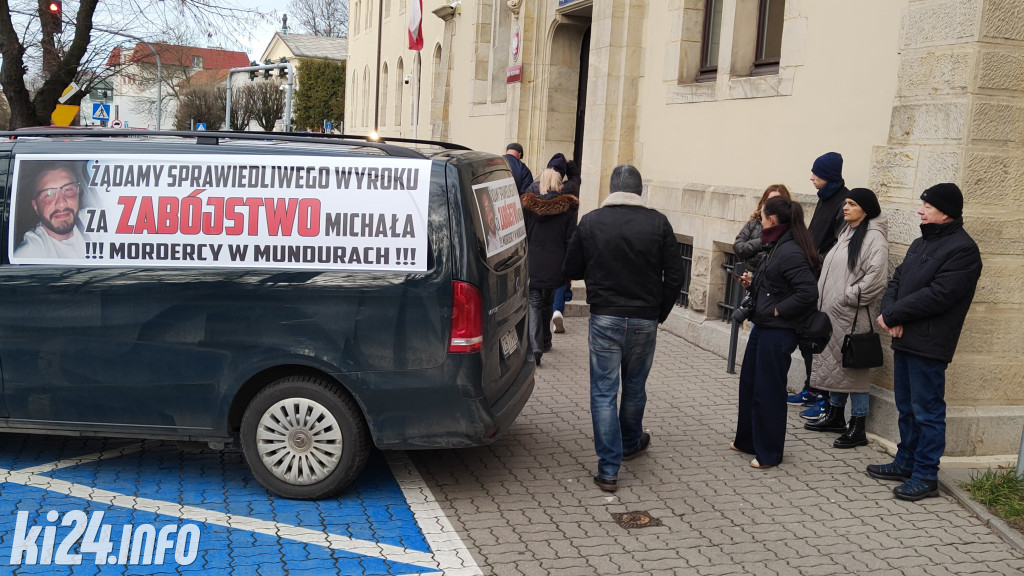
top-left (609, 164), bottom-right (643, 195)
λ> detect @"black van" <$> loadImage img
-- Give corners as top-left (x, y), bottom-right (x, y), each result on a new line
top-left (0, 130), bottom-right (534, 499)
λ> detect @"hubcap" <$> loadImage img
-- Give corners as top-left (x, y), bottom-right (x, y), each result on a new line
top-left (256, 397), bottom-right (343, 486)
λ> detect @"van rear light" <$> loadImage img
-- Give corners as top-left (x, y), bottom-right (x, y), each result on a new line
top-left (449, 281), bottom-right (483, 353)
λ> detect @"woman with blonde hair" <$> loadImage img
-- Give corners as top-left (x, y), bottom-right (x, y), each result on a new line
top-left (525, 153), bottom-right (581, 336)
top-left (520, 155), bottom-right (580, 365)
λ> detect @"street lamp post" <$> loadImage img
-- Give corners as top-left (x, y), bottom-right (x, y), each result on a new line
top-left (373, 0), bottom-right (384, 136)
top-left (225, 61), bottom-right (295, 131)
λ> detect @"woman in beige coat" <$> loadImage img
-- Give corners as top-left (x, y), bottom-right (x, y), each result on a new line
top-left (805, 188), bottom-right (889, 448)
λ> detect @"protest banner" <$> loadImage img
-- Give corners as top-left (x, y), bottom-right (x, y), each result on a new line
top-left (9, 154), bottom-right (433, 272)
top-left (472, 178), bottom-right (525, 257)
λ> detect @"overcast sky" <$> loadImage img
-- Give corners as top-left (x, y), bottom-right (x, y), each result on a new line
top-left (240, 0), bottom-right (292, 62)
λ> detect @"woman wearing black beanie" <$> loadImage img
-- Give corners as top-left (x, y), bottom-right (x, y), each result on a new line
top-left (804, 188), bottom-right (889, 448)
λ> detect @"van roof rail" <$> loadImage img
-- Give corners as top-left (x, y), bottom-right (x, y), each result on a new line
top-left (1, 128), bottom-right (472, 158)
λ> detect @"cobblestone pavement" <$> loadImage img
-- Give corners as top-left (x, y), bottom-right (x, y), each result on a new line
top-left (412, 317), bottom-right (1024, 576)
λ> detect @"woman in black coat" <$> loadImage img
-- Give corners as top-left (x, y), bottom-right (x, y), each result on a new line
top-left (732, 196), bottom-right (819, 468)
top-left (521, 167), bottom-right (579, 366)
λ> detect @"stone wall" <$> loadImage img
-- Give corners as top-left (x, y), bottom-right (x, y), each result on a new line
top-left (865, 0), bottom-right (1024, 456)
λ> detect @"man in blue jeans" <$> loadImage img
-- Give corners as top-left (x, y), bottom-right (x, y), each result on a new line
top-left (562, 165), bottom-right (685, 492)
top-left (870, 183), bottom-right (982, 501)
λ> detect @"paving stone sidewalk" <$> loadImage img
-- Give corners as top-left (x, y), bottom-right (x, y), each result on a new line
top-left (412, 317), bottom-right (1024, 576)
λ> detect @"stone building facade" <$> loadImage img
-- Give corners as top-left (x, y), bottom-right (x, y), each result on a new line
top-left (346, 0), bottom-right (1024, 458)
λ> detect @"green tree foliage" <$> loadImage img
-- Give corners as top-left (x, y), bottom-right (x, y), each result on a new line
top-left (292, 58), bottom-right (345, 132)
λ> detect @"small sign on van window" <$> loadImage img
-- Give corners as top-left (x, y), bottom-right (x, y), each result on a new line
top-left (473, 178), bottom-right (525, 257)
top-left (8, 154), bottom-right (433, 272)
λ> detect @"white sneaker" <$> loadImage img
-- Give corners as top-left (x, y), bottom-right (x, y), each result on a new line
top-left (552, 311), bottom-right (565, 333)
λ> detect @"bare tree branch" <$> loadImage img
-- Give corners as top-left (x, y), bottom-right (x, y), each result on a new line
top-left (287, 0), bottom-right (348, 37)
top-left (0, 0), bottom-right (266, 128)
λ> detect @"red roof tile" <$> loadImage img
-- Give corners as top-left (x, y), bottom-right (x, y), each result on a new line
top-left (106, 43), bottom-right (249, 70)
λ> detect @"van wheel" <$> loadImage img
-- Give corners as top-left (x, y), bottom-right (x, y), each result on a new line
top-left (240, 375), bottom-right (369, 500)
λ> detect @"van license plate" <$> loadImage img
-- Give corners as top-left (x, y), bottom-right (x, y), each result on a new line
top-left (500, 329), bottom-right (518, 357)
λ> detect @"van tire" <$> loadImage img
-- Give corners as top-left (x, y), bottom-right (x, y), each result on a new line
top-left (240, 375), bottom-right (369, 500)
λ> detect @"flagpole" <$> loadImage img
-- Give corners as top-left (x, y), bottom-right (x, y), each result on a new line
top-left (373, 0), bottom-right (384, 135)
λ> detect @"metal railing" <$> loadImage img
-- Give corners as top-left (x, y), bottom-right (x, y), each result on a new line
top-left (676, 242), bottom-right (693, 308)
top-left (717, 253), bottom-right (744, 322)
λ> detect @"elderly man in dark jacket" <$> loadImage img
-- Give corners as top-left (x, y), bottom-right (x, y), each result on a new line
top-left (504, 143), bottom-right (534, 194)
top-left (868, 183), bottom-right (982, 501)
top-left (562, 164), bottom-right (685, 492)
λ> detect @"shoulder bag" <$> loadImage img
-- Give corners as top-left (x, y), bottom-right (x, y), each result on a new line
top-left (841, 290), bottom-right (884, 369)
top-left (798, 309), bottom-right (832, 354)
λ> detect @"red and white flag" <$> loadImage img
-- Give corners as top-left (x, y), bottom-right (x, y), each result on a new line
top-left (408, 0), bottom-right (423, 51)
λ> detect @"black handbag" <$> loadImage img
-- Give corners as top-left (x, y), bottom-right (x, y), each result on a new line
top-left (841, 291), bottom-right (884, 369)
top-left (797, 310), bottom-right (832, 354)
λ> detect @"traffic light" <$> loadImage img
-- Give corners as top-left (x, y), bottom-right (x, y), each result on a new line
top-left (248, 61), bottom-right (258, 81)
top-left (45, 0), bottom-right (62, 32)
top-left (263, 60), bottom-right (272, 80)
top-left (278, 57), bottom-right (288, 79)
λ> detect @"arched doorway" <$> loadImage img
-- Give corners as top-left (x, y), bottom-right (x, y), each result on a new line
top-left (544, 15), bottom-right (591, 165)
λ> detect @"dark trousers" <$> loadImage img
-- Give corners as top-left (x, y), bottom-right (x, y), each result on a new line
top-left (892, 350), bottom-right (948, 481)
top-left (734, 326), bottom-right (798, 466)
top-left (799, 343), bottom-right (822, 396)
top-left (528, 288), bottom-right (555, 356)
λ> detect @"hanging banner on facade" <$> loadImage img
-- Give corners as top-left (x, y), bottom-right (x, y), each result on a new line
top-left (472, 178), bottom-right (525, 257)
top-left (506, 65), bottom-right (522, 84)
top-left (9, 154), bottom-right (433, 272)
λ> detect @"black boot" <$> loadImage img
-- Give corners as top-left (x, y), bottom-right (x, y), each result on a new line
top-left (833, 415), bottom-right (868, 448)
top-left (804, 402), bottom-right (847, 432)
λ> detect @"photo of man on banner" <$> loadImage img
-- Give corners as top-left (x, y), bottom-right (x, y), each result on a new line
top-left (476, 187), bottom-right (501, 255)
top-left (13, 160), bottom-right (91, 260)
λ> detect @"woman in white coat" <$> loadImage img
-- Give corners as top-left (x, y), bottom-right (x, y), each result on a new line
top-left (804, 188), bottom-right (889, 448)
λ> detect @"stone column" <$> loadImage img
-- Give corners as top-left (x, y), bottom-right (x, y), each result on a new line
top-left (868, 0), bottom-right (1024, 456)
top-left (577, 0), bottom-right (646, 215)
top-left (431, 5), bottom-right (458, 141)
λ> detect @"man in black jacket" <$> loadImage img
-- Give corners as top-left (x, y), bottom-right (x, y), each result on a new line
top-left (868, 183), bottom-right (982, 501)
top-left (793, 152), bottom-right (849, 416)
top-left (562, 165), bottom-right (685, 492)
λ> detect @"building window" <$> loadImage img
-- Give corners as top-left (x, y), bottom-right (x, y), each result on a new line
top-left (380, 63), bottom-right (389, 127)
top-left (395, 58), bottom-right (404, 126)
top-left (754, 0), bottom-right (785, 75)
top-left (698, 0), bottom-right (723, 81)
top-left (676, 242), bottom-right (694, 308)
top-left (191, 56), bottom-right (203, 68)
top-left (717, 253), bottom-right (745, 322)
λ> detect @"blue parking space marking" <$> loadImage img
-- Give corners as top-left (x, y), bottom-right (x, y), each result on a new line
top-left (0, 435), bottom-right (482, 575)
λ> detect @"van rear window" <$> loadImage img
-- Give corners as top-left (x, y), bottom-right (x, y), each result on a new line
top-left (9, 154), bottom-right (433, 272)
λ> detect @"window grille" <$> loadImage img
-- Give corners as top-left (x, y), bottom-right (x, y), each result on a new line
top-left (676, 242), bottom-right (693, 308)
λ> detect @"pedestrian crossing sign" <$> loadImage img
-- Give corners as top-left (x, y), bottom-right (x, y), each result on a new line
top-left (92, 103), bottom-right (111, 122)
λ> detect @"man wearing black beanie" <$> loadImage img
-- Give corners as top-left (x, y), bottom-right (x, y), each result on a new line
top-left (868, 182), bottom-right (982, 501)
top-left (791, 152), bottom-right (850, 416)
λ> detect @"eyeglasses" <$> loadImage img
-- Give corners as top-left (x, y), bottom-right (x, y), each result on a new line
top-left (35, 182), bottom-right (80, 204)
